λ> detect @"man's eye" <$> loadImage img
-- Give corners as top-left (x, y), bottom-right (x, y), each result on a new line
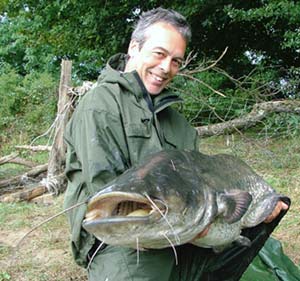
top-left (153, 51), bottom-right (165, 57)
top-left (172, 59), bottom-right (182, 67)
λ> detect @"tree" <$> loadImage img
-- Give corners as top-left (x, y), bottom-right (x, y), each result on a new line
top-left (1, 1), bottom-right (299, 84)
top-left (0, 0), bottom-right (299, 140)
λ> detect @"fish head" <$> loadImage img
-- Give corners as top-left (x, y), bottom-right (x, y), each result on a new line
top-left (82, 167), bottom-right (209, 249)
top-left (82, 188), bottom-right (207, 249)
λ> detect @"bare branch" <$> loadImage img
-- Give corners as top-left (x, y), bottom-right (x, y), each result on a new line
top-left (180, 50), bottom-right (198, 70)
top-left (15, 145), bottom-right (52, 152)
top-left (178, 73), bottom-right (226, 97)
top-left (196, 100), bottom-right (300, 137)
top-left (0, 153), bottom-right (19, 165)
top-left (182, 47), bottom-right (228, 75)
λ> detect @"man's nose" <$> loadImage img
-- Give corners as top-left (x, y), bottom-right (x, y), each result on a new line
top-left (159, 57), bottom-right (172, 73)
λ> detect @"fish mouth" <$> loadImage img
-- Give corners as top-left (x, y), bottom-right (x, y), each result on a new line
top-left (83, 191), bottom-right (167, 224)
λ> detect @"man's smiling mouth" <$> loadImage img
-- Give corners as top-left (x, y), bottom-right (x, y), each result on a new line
top-left (149, 71), bottom-right (167, 83)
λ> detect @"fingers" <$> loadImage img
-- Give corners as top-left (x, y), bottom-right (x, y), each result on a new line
top-left (192, 225), bottom-right (211, 241)
top-left (264, 201), bottom-right (289, 223)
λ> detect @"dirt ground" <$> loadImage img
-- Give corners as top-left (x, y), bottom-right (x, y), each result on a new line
top-left (0, 196), bottom-right (87, 281)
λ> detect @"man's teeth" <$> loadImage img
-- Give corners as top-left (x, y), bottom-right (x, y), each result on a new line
top-left (151, 73), bottom-right (164, 82)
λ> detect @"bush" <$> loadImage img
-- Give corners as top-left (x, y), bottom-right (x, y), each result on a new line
top-left (0, 65), bottom-right (23, 126)
top-left (0, 69), bottom-right (58, 146)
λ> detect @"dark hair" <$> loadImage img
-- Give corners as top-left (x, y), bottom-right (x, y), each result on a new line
top-left (131, 7), bottom-right (191, 47)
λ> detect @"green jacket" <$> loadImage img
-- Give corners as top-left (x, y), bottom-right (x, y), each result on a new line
top-left (64, 53), bottom-right (199, 267)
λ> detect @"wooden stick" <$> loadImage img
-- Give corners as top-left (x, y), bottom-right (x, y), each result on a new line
top-left (0, 153), bottom-right (19, 165)
top-left (0, 185), bottom-right (47, 203)
top-left (15, 145), bottom-right (52, 152)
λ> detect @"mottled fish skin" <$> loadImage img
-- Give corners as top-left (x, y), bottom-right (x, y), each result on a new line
top-left (82, 149), bottom-right (288, 251)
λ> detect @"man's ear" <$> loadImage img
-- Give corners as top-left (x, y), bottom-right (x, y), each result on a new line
top-left (127, 40), bottom-right (140, 58)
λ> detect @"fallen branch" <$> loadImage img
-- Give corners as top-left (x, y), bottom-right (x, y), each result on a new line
top-left (0, 153), bottom-right (19, 165)
top-left (196, 100), bottom-right (300, 137)
top-left (0, 153), bottom-right (37, 167)
top-left (15, 145), bottom-right (52, 152)
top-left (9, 157), bottom-right (37, 167)
top-left (0, 185), bottom-right (47, 203)
top-left (0, 163), bottom-right (48, 189)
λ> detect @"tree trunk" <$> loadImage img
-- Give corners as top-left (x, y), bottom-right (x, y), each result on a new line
top-left (46, 60), bottom-right (72, 195)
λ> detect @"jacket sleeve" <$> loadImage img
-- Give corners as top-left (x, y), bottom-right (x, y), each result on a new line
top-left (63, 93), bottom-right (129, 267)
top-left (73, 108), bottom-right (129, 195)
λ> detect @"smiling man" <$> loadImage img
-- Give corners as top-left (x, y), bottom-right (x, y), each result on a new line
top-left (125, 21), bottom-right (186, 95)
top-left (64, 7), bottom-right (288, 281)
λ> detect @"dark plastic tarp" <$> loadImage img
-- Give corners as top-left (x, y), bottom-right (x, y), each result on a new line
top-left (241, 237), bottom-right (300, 281)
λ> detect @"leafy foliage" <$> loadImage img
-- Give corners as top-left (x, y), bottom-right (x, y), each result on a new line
top-left (0, 0), bottom-right (299, 146)
top-left (1, 1), bottom-right (300, 81)
top-left (0, 69), bottom-right (57, 145)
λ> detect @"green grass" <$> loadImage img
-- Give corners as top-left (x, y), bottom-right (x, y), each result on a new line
top-left (0, 134), bottom-right (299, 280)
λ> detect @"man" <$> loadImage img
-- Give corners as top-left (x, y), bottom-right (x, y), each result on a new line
top-left (64, 7), bottom-right (288, 281)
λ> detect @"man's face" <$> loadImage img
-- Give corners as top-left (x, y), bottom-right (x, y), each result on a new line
top-left (126, 22), bottom-right (186, 95)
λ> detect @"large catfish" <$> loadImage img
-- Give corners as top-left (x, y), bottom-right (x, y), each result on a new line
top-left (82, 149), bottom-right (289, 252)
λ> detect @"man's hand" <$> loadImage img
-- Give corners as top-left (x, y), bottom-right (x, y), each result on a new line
top-left (191, 200), bottom-right (288, 242)
top-left (264, 200), bottom-right (289, 223)
top-left (191, 225), bottom-right (211, 242)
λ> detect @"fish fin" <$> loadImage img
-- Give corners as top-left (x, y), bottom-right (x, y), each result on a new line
top-left (212, 245), bottom-right (228, 253)
top-left (234, 235), bottom-right (252, 247)
top-left (220, 191), bottom-right (252, 224)
top-left (212, 236), bottom-right (252, 253)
